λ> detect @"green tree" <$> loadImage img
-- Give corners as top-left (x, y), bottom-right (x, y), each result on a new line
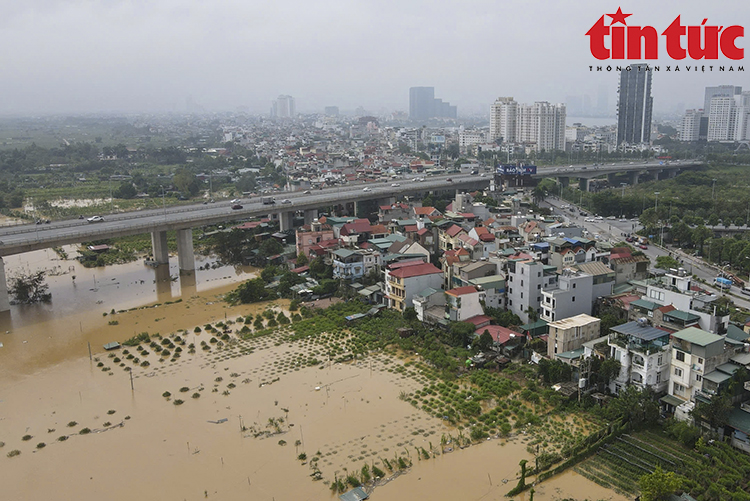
top-left (609, 385), bottom-right (659, 427)
top-left (638, 466), bottom-right (682, 501)
top-left (475, 330), bottom-right (494, 352)
top-left (596, 358), bottom-right (622, 387)
top-left (692, 392), bottom-right (732, 429)
top-left (525, 306), bottom-right (538, 322)
top-left (671, 221), bottom-right (692, 247)
top-left (258, 239), bottom-right (283, 260)
top-left (8, 270), bottom-right (51, 304)
top-left (692, 225), bottom-right (713, 256)
top-left (707, 213), bottom-right (720, 226)
top-left (449, 322), bottom-right (475, 348)
top-left (656, 255), bottom-right (680, 270)
top-left (296, 252), bottom-right (309, 267)
top-left (113, 182), bottom-right (136, 199)
top-left (227, 278), bottom-right (271, 304)
top-left (403, 307), bottom-right (417, 322)
top-left (173, 168), bottom-right (199, 196)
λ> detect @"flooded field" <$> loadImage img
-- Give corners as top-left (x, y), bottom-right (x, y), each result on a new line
top-left (0, 252), bottom-right (629, 500)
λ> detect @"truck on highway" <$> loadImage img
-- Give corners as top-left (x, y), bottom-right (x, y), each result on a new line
top-left (715, 277), bottom-right (732, 290)
top-left (262, 196), bottom-right (275, 205)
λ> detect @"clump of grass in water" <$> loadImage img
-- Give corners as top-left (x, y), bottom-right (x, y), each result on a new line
top-left (7, 449), bottom-right (21, 458)
top-left (79, 428), bottom-right (91, 435)
top-left (21, 435), bottom-right (32, 441)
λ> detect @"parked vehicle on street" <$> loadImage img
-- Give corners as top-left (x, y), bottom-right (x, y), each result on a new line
top-left (87, 216), bottom-right (104, 223)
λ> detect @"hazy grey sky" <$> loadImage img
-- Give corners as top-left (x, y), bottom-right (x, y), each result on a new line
top-left (1, 0), bottom-right (747, 115)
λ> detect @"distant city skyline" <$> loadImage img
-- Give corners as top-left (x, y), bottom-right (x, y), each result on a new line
top-left (0, 1), bottom-right (746, 116)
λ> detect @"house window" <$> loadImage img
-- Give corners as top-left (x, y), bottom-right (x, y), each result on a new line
top-left (572, 283), bottom-right (576, 289)
top-left (537, 297), bottom-right (541, 303)
top-left (537, 284), bottom-right (541, 289)
top-left (657, 355), bottom-right (663, 366)
top-left (521, 292), bottom-right (524, 299)
top-left (698, 358), bottom-right (703, 365)
top-left (695, 374), bottom-right (702, 382)
top-left (675, 350), bottom-right (685, 362)
top-left (521, 280), bottom-right (524, 286)
top-left (509, 288), bottom-right (513, 294)
top-left (572, 296), bottom-right (576, 302)
top-left (674, 367), bottom-right (683, 377)
top-left (674, 383), bottom-right (685, 394)
top-left (538, 272), bottom-right (541, 277)
top-left (656, 371), bottom-right (661, 383)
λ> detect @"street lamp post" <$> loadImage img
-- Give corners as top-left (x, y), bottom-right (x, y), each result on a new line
top-left (620, 182), bottom-right (627, 198)
top-left (654, 191), bottom-right (660, 213)
top-left (160, 185), bottom-right (167, 221)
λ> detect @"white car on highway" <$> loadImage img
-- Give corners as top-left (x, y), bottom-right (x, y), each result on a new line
top-left (362, 187), bottom-right (371, 192)
top-left (87, 216), bottom-right (104, 223)
top-left (391, 183), bottom-right (400, 187)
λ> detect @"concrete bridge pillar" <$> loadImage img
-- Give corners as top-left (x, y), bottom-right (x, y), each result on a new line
top-left (607, 173), bottom-right (617, 185)
top-left (176, 228), bottom-right (195, 274)
top-left (304, 209), bottom-right (318, 225)
top-left (628, 171), bottom-right (639, 185)
top-left (0, 257), bottom-right (10, 312)
top-left (154, 263), bottom-right (173, 298)
top-left (557, 176), bottom-right (569, 188)
top-left (279, 211), bottom-right (294, 232)
top-left (151, 230), bottom-right (169, 265)
top-left (378, 197), bottom-right (396, 207)
top-left (579, 178), bottom-right (591, 191)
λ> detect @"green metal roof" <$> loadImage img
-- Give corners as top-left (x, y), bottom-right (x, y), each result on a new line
top-left (556, 347), bottom-right (585, 359)
top-left (630, 298), bottom-right (659, 310)
top-left (726, 407), bottom-right (750, 435)
top-left (469, 275), bottom-right (506, 289)
top-left (726, 324), bottom-right (749, 342)
top-left (671, 327), bottom-right (724, 347)
top-left (332, 248), bottom-right (356, 258)
top-left (664, 310), bottom-right (700, 322)
top-left (660, 394), bottom-right (685, 407)
top-left (703, 371), bottom-right (732, 384)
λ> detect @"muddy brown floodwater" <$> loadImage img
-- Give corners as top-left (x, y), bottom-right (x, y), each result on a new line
top-left (0, 249), bottom-right (629, 500)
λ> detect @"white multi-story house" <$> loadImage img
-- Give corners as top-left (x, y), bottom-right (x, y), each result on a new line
top-left (506, 259), bottom-right (558, 323)
top-left (668, 327), bottom-right (729, 420)
top-left (444, 286), bottom-right (485, 322)
top-left (607, 320), bottom-right (671, 394)
top-left (643, 269), bottom-right (729, 334)
top-left (469, 275), bottom-right (506, 310)
top-left (540, 268), bottom-right (594, 323)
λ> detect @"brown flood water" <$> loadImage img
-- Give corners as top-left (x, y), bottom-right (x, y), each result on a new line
top-left (0, 249), bottom-right (629, 501)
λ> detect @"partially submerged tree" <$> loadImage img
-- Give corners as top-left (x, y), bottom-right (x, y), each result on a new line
top-left (9, 270), bottom-right (51, 304)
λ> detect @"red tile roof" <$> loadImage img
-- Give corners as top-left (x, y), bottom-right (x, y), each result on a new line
top-left (446, 286), bottom-right (478, 296)
top-left (446, 224), bottom-right (464, 237)
top-left (389, 262), bottom-right (442, 279)
top-left (465, 315), bottom-right (492, 328)
top-left (475, 325), bottom-right (518, 345)
top-left (414, 206), bottom-right (438, 216)
top-left (416, 228), bottom-right (429, 236)
top-left (404, 225), bottom-right (418, 232)
top-left (388, 258), bottom-right (426, 270)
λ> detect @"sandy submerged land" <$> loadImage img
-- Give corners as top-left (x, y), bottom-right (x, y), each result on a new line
top-left (0, 282), bottom-right (628, 501)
